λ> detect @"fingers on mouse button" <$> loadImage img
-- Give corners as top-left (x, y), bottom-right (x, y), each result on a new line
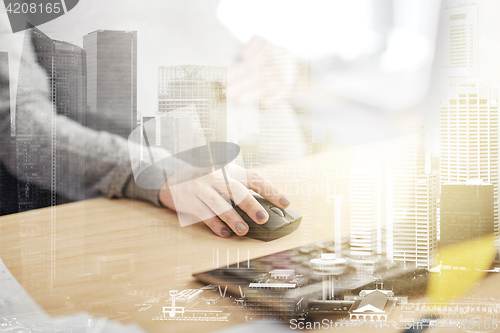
top-left (270, 206), bottom-right (285, 217)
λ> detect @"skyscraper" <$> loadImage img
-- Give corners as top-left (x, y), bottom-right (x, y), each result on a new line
top-left (16, 29), bottom-right (56, 212)
top-left (439, 1), bottom-right (499, 248)
top-left (83, 30), bottom-right (137, 138)
top-left (440, 81), bottom-right (499, 245)
top-left (14, 28), bottom-right (87, 288)
top-left (292, 59), bottom-right (312, 155)
top-left (442, 3), bottom-right (478, 80)
top-left (15, 29), bottom-right (58, 288)
top-left (258, 46), bottom-right (311, 165)
top-left (257, 46), bottom-right (313, 242)
top-left (28, 27), bottom-right (87, 204)
top-left (157, 65), bottom-right (226, 144)
top-left (441, 180), bottom-right (494, 248)
top-left (31, 27), bottom-right (87, 123)
top-left (0, 52), bottom-right (18, 216)
top-left (389, 126), bottom-right (438, 269)
top-left (349, 166), bottom-right (380, 258)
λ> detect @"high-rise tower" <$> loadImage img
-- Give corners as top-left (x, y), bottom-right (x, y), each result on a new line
top-left (442, 3), bottom-right (478, 80)
top-left (29, 27), bottom-right (87, 204)
top-left (32, 27), bottom-right (86, 123)
top-left (390, 126), bottom-right (438, 269)
top-left (14, 29), bottom-right (87, 289)
top-left (440, 81), bottom-right (499, 244)
top-left (349, 166), bottom-right (380, 258)
top-left (84, 30), bottom-right (137, 138)
top-left (157, 65), bottom-right (227, 145)
top-left (0, 52), bottom-right (18, 216)
top-left (439, 1), bottom-right (499, 247)
top-left (258, 46), bottom-right (311, 165)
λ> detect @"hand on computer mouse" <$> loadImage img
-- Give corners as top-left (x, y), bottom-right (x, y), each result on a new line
top-left (158, 165), bottom-right (291, 238)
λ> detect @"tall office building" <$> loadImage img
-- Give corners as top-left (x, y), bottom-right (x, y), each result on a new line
top-left (15, 29), bottom-right (58, 288)
top-left (14, 28), bottom-right (87, 288)
top-left (0, 52), bottom-right (21, 281)
top-left (258, 45), bottom-right (311, 165)
top-left (30, 27), bottom-right (87, 202)
top-left (441, 180), bottom-right (494, 247)
top-left (439, 1), bottom-right (499, 247)
top-left (154, 106), bottom-right (206, 155)
top-left (292, 59), bottom-right (312, 155)
top-left (157, 65), bottom-right (226, 144)
top-left (31, 27), bottom-right (87, 123)
top-left (258, 46), bottom-right (313, 242)
top-left (0, 52), bottom-right (18, 216)
top-left (349, 166), bottom-right (380, 258)
top-left (440, 81), bottom-right (499, 245)
top-left (15, 29), bottom-right (57, 212)
top-left (156, 65), bottom-right (227, 169)
top-left (442, 3), bottom-right (478, 80)
top-left (84, 30), bottom-right (137, 138)
top-left (389, 127), bottom-right (438, 269)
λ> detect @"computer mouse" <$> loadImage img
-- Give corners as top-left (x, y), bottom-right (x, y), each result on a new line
top-left (230, 194), bottom-right (302, 241)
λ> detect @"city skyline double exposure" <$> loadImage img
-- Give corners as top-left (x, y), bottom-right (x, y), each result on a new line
top-left (1, 0), bottom-right (500, 331)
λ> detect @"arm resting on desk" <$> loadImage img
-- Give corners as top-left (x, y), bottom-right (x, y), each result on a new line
top-left (0, 26), bottom-right (186, 206)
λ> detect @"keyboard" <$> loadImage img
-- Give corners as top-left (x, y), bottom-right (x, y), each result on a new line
top-left (193, 235), bottom-right (428, 320)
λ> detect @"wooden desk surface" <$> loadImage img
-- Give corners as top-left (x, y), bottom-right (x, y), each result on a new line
top-left (0, 150), bottom-right (352, 332)
top-left (1, 149), bottom-right (497, 332)
top-left (0, 196), bottom-right (342, 332)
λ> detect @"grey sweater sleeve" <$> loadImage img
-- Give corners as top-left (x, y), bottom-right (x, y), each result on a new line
top-left (0, 29), bottom-right (186, 207)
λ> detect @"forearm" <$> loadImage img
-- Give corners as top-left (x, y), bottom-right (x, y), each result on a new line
top-left (0, 30), bottom-right (186, 206)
